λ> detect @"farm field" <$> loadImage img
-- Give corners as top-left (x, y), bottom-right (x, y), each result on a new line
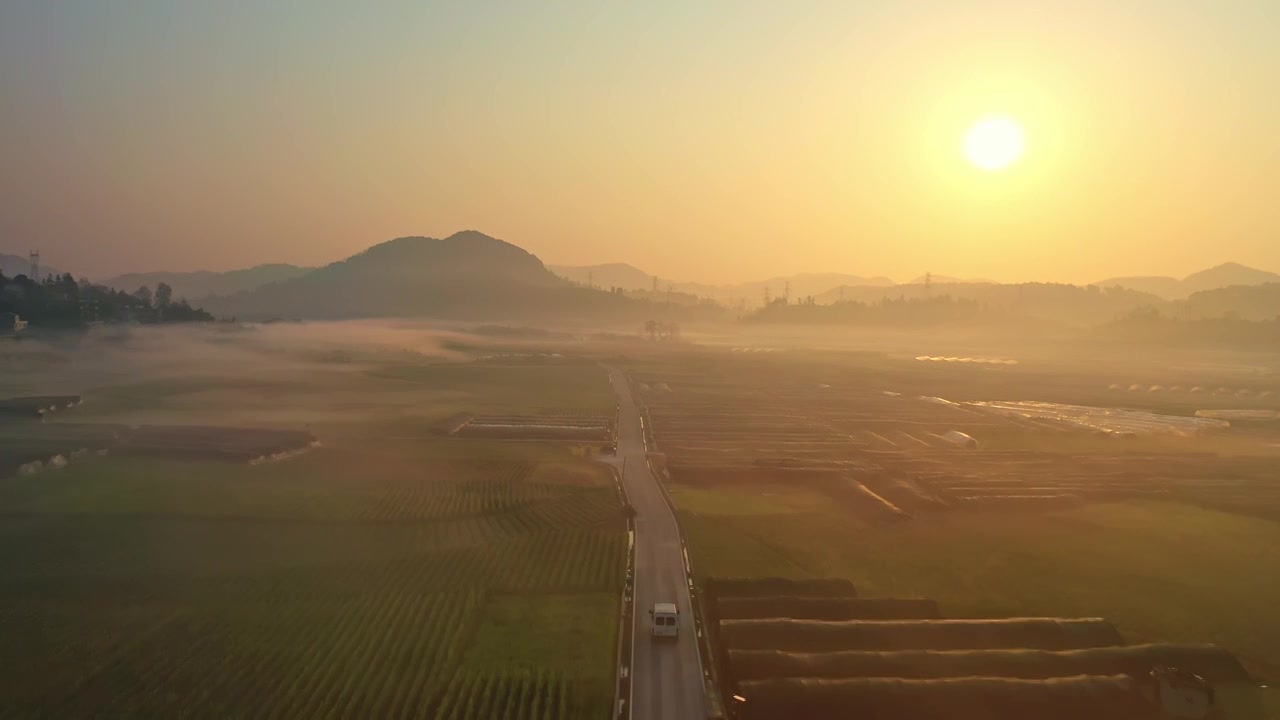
top-left (0, 323), bottom-right (624, 719)
top-left (622, 345), bottom-right (1280, 717)
top-left (679, 497), bottom-right (1280, 677)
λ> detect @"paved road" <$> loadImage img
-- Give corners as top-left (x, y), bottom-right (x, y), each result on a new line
top-left (607, 367), bottom-right (706, 720)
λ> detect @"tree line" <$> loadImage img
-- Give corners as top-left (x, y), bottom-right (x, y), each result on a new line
top-left (746, 295), bottom-right (987, 326)
top-left (0, 271), bottom-right (213, 329)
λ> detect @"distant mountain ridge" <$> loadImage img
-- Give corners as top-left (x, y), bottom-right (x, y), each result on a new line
top-left (549, 263), bottom-right (894, 303)
top-left (555, 261), bottom-right (1280, 307)
top-left (1096, 262), bottom-right (1280, 300)
top-left (549, 263), bottom-right (658, 291)
top-left (103, 264), bottom-right (314, 300)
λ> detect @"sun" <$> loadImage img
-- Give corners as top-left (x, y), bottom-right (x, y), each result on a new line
top-left (963, 116), bottom-right (1025, 171)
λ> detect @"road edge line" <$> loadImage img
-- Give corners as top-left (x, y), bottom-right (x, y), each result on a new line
top-left (629, 375), bottom-right (728, 720)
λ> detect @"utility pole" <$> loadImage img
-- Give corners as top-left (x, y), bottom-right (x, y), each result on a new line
top-left (784, 280), bottom-right (791, 304)
top-left (763, 286), bottom-right (771, 306)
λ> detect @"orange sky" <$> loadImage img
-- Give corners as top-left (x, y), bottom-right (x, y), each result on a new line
top-left (2, 1), bottom-right (1277, 283)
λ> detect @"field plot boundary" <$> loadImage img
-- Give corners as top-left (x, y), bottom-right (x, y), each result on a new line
top-left (599, 460), bottom-right (636, 720)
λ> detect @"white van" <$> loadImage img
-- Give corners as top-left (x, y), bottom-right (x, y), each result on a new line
top-left (649, 602), bottom-right (679, 639)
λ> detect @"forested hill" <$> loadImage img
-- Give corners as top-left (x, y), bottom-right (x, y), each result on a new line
top-left (204, 231), bottom-right (719, 322)
top-left (0, 271), bottom-right (212, 328)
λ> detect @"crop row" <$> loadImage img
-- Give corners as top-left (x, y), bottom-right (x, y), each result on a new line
top-left (265, 527), bottom-right (627, 598)
top-left (361, 464), bottom-right (551, 521)
top-left (436, 669), bottom-right (575, 720)
top-left (4, 518), bottom-right (625, 717)
top-left (29, 591), bottom-right (481, 720)
top-left (10, 525), bottom-right (624, 717)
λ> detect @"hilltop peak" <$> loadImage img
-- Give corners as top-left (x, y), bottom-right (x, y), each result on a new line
top-left (442, 230), bottom-right (501, 244)
top-left (1181, 262), bottom-right (1280, 293)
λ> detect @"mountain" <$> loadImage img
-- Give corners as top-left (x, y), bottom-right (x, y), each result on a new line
top-left (0, 253), bottom-right (66, 280)
top-left (1096, 262), bottom-right (1280, 300)
top-left (204, 231), bottom-right (666, 321)
top-left (1181, 262), bottom-right (1280, 294)
top-left (102, 264), bottom-right (313, 300)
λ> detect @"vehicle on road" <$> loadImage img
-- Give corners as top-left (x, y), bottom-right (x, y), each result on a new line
top-left (649, 602), bottom-right (679, 639)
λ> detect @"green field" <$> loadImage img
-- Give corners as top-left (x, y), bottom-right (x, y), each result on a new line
top-left (438, 593), bottom-right (620, 718)
top-left (672, 481), bottom-right (1280, 709)
top-left (0, 327), bottom-right (624, 719)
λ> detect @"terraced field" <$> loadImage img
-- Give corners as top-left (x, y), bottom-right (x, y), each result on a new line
top-left (704, 578), bottom-right (1264, 720)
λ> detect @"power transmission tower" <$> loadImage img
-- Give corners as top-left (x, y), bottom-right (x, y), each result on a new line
top-left (763, 287), bottom-right (771, 306)
top-left (28, 251), bottom-right (40, 281)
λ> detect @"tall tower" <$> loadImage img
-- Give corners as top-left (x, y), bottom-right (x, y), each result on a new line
top-left (28, 251), bottom-right (40, 281)
top-left (784, 280), bottom-right (791, 304)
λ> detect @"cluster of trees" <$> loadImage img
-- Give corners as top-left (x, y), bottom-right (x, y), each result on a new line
top-left (741, 290), bottom-right (1278, 349)
top-left (643, 319), bottom-right (681, 341)
top-left (621, 287), bottom-right (719, 309)
top-left (746, 295), bottom-right (987, 326)
top-left (809, 282), bottom-right (1165, 326)
top-left (1095, 307), bottom-right (1280, 349)
top-left (0, 271), bottom-right (213, 329)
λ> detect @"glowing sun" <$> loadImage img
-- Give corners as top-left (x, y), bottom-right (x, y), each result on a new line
top-left (964, 116), bottom-right (1025, 171)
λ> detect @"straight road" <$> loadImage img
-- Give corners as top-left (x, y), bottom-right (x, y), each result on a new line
top-left (607, 367), bottom-right (706, 720)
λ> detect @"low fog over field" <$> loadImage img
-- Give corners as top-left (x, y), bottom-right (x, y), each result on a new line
top-left (1, 321), bottom-right (491, 427)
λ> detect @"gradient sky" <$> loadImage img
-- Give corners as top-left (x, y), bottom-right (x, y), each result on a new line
top-left (2, 1), bottom-right (1277, 284)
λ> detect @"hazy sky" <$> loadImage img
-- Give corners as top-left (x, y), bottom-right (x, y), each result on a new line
top-left (2, 1), bottom-right (1277, 283)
